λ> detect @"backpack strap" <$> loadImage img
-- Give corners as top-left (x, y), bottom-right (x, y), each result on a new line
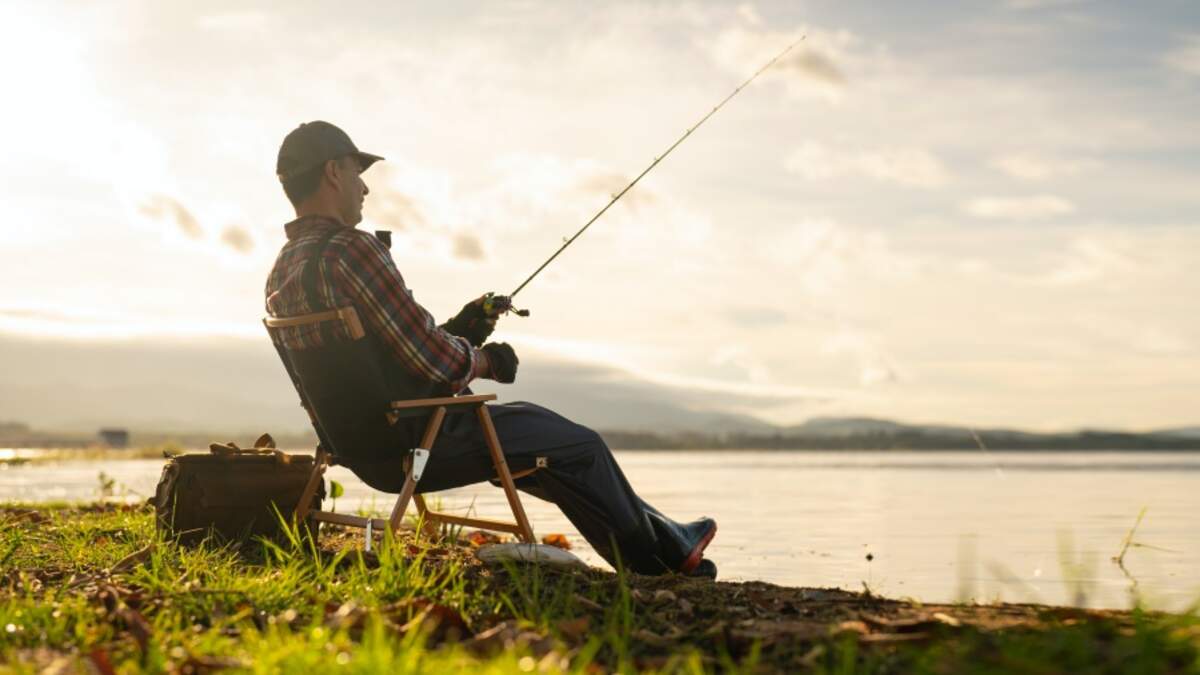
top-left (301, 229), bottom-right (342, 344)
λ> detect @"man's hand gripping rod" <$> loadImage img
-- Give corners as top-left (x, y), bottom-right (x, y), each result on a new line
top-left (487, 36), bottom-right (805, 320)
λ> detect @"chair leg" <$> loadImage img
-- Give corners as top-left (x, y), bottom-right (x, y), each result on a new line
top-left (388, 406), bottom-right (447, 535)
top-left (294, 447), bottom-right (328, 523)
top-left (476, 405), bottom-right (535, 543)
top-left (412, 494), bottom-right (441, 540)
top-left (388, 456), bottom-right (418, 536)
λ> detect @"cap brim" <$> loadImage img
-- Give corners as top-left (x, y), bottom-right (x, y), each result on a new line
top-left (352, 152), bottom-right (384, 171)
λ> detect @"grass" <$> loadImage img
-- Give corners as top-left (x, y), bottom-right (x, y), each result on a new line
top-left (1, 503), bottom-right (1198, 673)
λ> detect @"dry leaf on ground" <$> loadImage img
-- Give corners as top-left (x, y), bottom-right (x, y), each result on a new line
top-left (541, 533), bottom-right (571, 550)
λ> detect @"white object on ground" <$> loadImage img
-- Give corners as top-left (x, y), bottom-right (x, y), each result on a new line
top-left (476, 543), bottom-right (587, 570)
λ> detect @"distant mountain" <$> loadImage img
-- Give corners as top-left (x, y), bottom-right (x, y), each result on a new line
top-left (785, 416), bottom-right (1029, 440)
top-left (786, 416), bottom-right (910, 437)
top-left (1152, 427), bottom-right (1200, 439)
top-left (770, 416), bottom-right (1197, 450)
top-left (1, 332), bottom-right (1195, 449)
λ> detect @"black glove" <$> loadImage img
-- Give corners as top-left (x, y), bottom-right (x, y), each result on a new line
top-left (481, 342), bottom-right (518, 384)
top-left (442, 297), bottom-right (494, 347)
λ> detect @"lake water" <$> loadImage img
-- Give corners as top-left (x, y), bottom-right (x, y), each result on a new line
top-left (3, 450), bottom-right (1197, 612)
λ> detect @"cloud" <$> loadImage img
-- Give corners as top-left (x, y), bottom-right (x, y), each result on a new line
top-left (1162, 35), bottom-right (1200, 76)
top-left (821, 328), bottom-right (899, 387)
top-left (139, 195), bottom-right (202, 238)
top-left (1041, 235), bottom-right (1143, 286)
top-left (964, 195), bottom-right (1076, 219)
top-left (219, 225), bottom-right (253, 253)
top-left (735, 4), bottom-right (762, 27)
top-left (361, 155), bottom-right (668, 265)
top-left (574, 171), bottom-right (655, 209)
top-left (722, 306), bottom-right (789, 327)
top-left (1132, 326), bottom-right (1191, 356)
top-left (485, 155), bottom-right (657, 218)
top-left (989, 152), bottom-right (1098, 180)
top-left (0, 307), bottom-right (84, 323)
top-left (135, 196), bottom-right (254, 254)
top-left (1005, 0), bottom-right (1088, 9)
top-left (762, 219), bottom-right (922, 297)
top-left (197, 10), bottom-right (272, 34)
top-left (363, 163), bottom-right (426, 232)
top-left (706, 25), bottom-right (860, 101)
top-left (451, 233), bottom-right (485, 261)
top-left (779, 48), bottom-right (847, 88)
top-left (785, 141), bottom-right (949, 188)
top-left (710, 344), bottom-right (771, 384)
top-left (368, 186), bottom-right (425, 232)
top-left (511, 331), bottom-right (841, 407)
top-left (360, 161), bottom-right (490, 263)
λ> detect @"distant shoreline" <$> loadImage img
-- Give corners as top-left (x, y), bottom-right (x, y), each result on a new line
top-left (3, 445), bottom-right (1199, 465)
top-left (4, 418), bottom-right (1198, 453)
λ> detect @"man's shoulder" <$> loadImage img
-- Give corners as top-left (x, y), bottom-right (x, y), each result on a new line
top-left (326, 227), bottom-right (390, 262)
top-left (299, 228), bottom-right (400, 286)
top-left (283, 226), bottom-right (383, 259)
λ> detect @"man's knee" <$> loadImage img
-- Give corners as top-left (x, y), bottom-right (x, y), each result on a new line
top-left (577, 425), bottom-right (610, 455)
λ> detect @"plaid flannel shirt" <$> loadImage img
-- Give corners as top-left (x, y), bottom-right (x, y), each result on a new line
top-left (265, 215), bottom-right (478, 393)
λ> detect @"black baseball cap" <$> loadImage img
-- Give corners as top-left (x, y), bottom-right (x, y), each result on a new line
top-left (276, 121), bottom-right (384, 182)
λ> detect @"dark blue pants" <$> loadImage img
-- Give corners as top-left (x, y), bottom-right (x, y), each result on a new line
top-left (346, 401), bottom-right (681, 574)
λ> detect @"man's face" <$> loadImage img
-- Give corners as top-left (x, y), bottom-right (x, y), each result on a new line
top-left (334, 156), bottom-right (369, 226)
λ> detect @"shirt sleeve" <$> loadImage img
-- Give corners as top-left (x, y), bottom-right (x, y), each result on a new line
top-left (333, 231), bottom-right (478, 393)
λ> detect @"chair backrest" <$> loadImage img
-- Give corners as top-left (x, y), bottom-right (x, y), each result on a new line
top-left (264, 306), bottom-right (437, 460)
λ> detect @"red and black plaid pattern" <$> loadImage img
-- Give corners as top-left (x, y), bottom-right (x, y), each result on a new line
top-left (265, 215), bottom-right (477, 393)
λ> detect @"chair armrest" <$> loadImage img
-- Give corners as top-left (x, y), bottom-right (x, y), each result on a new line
top-left (389, 394), bottom-right (497, 410)
top-left (263, 307), bottom-right (365, 339)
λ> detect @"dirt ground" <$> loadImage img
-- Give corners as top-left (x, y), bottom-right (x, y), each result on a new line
top-left (319, 527), bottom-right (1173, 671)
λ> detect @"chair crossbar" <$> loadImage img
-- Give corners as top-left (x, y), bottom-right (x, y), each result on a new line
top-left (419, 511), bottom-right (528, 535)
top-left (390, 394), bottom-right (495, 409)
top-left (385, 394), bottom-right (497, 425)
top-left (264, 306), bottom-right (366, 339)
top-left (311, 512), bottom-right (391, 530)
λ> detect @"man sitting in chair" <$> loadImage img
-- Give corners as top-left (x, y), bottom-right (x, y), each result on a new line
top-left (265, 121), bottom-right (717, 578)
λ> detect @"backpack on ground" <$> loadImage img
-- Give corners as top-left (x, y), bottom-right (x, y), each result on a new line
top-left (153, 433), bottom-right (323, 546)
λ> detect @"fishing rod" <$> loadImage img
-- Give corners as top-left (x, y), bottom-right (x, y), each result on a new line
top-left (482, 36), bottom-right (806, 319)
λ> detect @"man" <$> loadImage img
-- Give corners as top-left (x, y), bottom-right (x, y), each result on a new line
top-left (265, 121), bottom-right (717, 577)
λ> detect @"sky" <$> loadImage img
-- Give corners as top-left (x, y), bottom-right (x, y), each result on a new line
top-left (1, 0), bottom-right (1198, 433)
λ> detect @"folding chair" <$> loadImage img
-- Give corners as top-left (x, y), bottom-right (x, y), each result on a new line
top-left (263, 305), bottom-right (536, 549)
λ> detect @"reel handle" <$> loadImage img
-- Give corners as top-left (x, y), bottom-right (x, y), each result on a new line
top-left (482, 292), bottom-right (530, 318)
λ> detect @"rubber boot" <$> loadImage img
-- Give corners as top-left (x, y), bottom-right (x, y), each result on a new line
top-left (639, 498), bottom-right (717, 574)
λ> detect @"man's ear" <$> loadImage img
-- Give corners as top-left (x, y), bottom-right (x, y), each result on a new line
top-left (321, 159), bottom-right (341, 191)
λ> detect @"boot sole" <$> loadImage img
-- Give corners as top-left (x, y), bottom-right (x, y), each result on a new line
top-left (679, 521), bottom-right (717, 574)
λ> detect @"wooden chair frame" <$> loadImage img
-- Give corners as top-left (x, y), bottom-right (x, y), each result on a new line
top-left (264, 308), bottom-right (536, 547)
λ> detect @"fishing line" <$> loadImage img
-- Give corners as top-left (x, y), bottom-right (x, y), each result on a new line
top-left (506, 35), bottom-right (807, 303)
top-left (969, 427), bottom-right (1007, 478)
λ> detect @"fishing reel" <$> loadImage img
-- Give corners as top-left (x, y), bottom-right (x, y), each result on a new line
top-left (444, 292), bottom-right (526, 347)
top-left (482, 292), bottom-right (530, 318)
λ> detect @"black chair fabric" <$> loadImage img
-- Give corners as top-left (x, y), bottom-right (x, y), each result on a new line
top-left (272, 330), bottom-right (446, 461)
